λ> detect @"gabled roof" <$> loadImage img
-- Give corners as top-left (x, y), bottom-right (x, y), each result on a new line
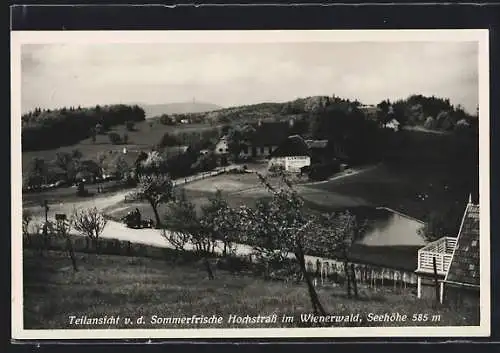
top-left (249, 121), bottom-right (291, 146)
top-left (444, 201), bottom-right (480, 287)
top-left (270, 135), bottom-right (311, 158)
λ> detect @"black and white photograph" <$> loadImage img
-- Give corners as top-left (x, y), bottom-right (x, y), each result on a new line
top-left (11, 30), bottom-right (490, 339)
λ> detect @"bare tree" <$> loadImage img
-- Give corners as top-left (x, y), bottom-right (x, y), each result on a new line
top-left (71, 207), bottom-right (107, 252)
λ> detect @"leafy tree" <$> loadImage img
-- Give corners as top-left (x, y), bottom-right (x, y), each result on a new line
top-left (22, 104), bottom-right (145, 151)
top-left (226, 124), bottom-right (255, 161)
top-left (25, 157), bottom-right (48, 188)
top-left (424, 116), bottom-right (436, 130)
top-left (107, 154), bottom-right (130, 179)
top-left (163, 190), bottom-right (216, 279)
top-left (134, 151), bottom-right (148, 176)
top-left (71, 207), bottom-right (107, 252)
top-left (136, 174), bottom-right (175, 228)
top-left (54, 152), bottom-right (78, 182)
top-left (140, 151), bottom-right (165, 174)
top-left (200, 190), bottom-right (239, 256)
top-left (158, 132), bottom-right (182, 147)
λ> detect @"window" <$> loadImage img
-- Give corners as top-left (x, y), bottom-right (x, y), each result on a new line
top-left (469, 264), bottom-right (475, 271)
top-left (260, 146), bottom-right (264, 154)
top-left (471, 240), bottom-right (478, 247)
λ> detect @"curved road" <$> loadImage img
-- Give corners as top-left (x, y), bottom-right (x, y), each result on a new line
top-left (24, 164), bottom-right (379, 270)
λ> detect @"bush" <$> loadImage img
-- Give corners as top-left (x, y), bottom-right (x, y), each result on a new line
top-left (158, 132), bottom-right (182, 147)
top-left (268, 164), bottom-right (285, 176)
top-left (125, 121), bottom-right (135, 131)
top-left (308, 161), bottom-right (340, 181)
top-left (108, 132), bottom-right (122, 145)
top-left (76, 182), bottom-right (88, 197)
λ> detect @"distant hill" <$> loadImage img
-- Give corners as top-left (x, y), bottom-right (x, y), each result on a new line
top-left (140, 102), bottom-right (223, 118)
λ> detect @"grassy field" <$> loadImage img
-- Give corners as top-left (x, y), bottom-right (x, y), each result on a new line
top-left (306, 130), bottom-right (477, 223)
top-left (23, 249), bottom-right (479, 329)
top-left (22, 119), bottom-right (217, 172)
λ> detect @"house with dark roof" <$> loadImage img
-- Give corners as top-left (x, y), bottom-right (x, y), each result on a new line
top-left (268, 135), bottom-right (311, 173)
top-left (239, 121), bottom-right (292, 159)
top-left (415, 194), bottom-right (480, 306)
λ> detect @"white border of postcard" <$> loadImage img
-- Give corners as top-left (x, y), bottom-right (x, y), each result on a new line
top-left (11, 29), bottom-right (490, 340)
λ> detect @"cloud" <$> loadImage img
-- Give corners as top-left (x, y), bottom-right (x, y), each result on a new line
top-left (20, 41), bottom-right (479, 114)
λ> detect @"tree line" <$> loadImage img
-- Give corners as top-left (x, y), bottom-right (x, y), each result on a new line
top-left (377, 95), bottom-right (477, 131)
top-left (22, 104), bottom-right (146, 151)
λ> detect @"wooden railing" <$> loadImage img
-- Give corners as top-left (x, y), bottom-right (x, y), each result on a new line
top-left (416, 237), bottom-right (456, 275)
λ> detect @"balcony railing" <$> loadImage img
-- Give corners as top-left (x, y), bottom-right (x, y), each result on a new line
top-left (416, 236), bottom-right (457, 275)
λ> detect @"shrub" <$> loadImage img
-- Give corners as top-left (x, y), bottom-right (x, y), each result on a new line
top-left (125, 121), bottom-right (135, 131)
top-left (108, 132), bottom-right (122, 145)
top-left (158, 132), bottom-right (182, 147)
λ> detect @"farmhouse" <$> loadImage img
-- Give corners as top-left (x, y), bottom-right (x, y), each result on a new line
top-left (268, 135), bottom-right (311, 173)
top-left (415, 195), bottom-right (480, 306)
top-left (239, 121), bottom-right (291, 159)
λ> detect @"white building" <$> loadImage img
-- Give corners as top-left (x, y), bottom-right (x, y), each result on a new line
top-left (268, 135), bottom-right (311, 173)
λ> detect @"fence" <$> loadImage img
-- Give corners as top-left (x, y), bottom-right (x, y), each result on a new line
top-left (304, 257), bottom-right (418, 290)
top-left (123, 166), bottom-right (240, 203)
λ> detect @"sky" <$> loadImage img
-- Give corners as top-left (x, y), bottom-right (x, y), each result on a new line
top-left (21, 41), bottom-right (479, 114)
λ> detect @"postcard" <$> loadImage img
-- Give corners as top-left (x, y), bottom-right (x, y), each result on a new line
top-left (11, 29), bottom-right (490, 340)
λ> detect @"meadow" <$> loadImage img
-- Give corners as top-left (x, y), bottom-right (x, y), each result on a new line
top-left (23, 249), bottom-right (479, 329)
top-left (22, 119), bottom-right (218, 172)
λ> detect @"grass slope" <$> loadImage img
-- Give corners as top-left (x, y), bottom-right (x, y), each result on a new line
top-left (23, 250), bottom-right (479, 329)
top-left (22, 119), bottom-right (218, 172)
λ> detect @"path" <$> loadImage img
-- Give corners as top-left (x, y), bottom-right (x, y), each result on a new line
top-left (22, 162), bottom-right (379, 270)
top-left (71, 219), bottom-right (339, 270)
top-left (24, 164), bottom-right (240, 218)
top-left (300, 163), bottom-right (381, 187)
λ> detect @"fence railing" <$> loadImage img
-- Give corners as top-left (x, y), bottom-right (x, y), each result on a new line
top-left (416, 237), bottom-right (456, 275)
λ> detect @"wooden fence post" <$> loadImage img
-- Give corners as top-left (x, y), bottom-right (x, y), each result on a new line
top-left (432, 257), bottom-right (440, 304)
